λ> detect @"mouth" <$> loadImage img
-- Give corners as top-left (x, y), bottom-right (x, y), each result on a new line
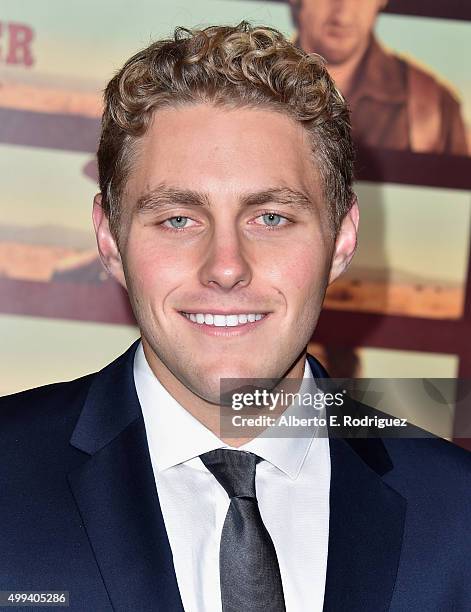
top-left (179, 311), bottom-right (269, 332)
top-left (325, 24), bottom-right (354, 38)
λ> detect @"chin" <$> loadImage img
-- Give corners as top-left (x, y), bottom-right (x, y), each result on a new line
top-left (192, 360), bottom-right (266, 391)
top-left (323, 48), bottom-right (354, 65)
top-left (201, 361), bottom-right (261, 382)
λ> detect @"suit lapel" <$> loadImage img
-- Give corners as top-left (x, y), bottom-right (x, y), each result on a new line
top-left (68, 341), bottom-right (184, 612)
top-left (307, 354), bottom-right (406, 612)
top-left (322, 437), bottom-right (406, 612)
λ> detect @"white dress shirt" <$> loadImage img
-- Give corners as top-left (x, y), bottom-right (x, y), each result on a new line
top-left (134, 342), bottom-right (330, 612)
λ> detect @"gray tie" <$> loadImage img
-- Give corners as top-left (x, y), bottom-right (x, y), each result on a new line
top-left (200, 448), bottom-right (286, 612)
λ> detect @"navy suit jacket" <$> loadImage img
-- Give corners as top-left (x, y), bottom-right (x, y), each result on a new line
top-left (1, 340), bottom-right (470, 611)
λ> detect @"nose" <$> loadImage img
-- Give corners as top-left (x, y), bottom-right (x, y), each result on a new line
top-left (198, 228), bottom-right (252, 291)
top-left (330, 0), bottom-right (356, 24)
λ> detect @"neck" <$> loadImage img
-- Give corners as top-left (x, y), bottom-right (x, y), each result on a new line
top-left (141, 339), bottom-right (307, 447)
top-left (328, 57), bottom-right (360, 99)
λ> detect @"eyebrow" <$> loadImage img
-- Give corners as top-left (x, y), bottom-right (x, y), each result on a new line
top-left (135, 184), bottom-right (314, 214)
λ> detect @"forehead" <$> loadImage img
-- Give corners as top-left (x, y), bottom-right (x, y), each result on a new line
top-left (125, 104), bottom-right (322, 203)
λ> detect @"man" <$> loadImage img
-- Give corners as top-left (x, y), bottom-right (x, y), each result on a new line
top-left (290, 0), bottom-right (469, 154)
top-left (1, 22), bottom-right (470, 612)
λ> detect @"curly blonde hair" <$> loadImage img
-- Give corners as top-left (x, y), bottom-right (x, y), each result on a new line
top-left (97, 22), bottom-right (354, 238)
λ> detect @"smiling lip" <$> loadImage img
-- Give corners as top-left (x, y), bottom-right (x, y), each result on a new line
top-left (325, 24), bottom-right (355, 38)
top-left (181, 309), bottom-right (268, 315)
top-left (179, 311), bottom-right (270, 336)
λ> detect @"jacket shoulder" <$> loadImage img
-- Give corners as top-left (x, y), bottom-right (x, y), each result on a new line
top-left (0, 374), bottom-right (96, 432)
top-left (384, 436), bottom-right (471, 495)
top-left (405, 58), bottom-right (460, 101)
top-left (385, 434), bottom-right (471, 463)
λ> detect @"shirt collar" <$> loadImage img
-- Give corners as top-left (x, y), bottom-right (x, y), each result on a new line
top-left (238, 367), bottom-right (322, 479)
top-left (134, 342), bottom-right (320, 480)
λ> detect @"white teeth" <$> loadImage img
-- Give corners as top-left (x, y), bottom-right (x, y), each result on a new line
top-left (182, 312), bottom-right (266, 327)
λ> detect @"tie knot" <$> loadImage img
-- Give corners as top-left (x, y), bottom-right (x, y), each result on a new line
top-left (200, 448), bottom-right (259, 499)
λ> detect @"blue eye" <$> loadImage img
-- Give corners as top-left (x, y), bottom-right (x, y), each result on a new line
top-left (262, 213), bottom-right (283, 226)
top-left (168, 216), bottom-right (188, 228)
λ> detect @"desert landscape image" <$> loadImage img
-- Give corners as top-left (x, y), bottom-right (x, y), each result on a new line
top-left (325, 267), bottom-right (463, 319)
top-left (0, 77), bottom-right (102, 118)
top-left (0, 143), bottom-right (105, 291)
top-left (0, 224), bottom-right (105, 282)
top-left (349, 181), bottom-right (471, 320)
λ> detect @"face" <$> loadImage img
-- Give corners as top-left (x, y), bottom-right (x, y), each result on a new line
top-left (94, 104), bottom-right (358, 405)
top-left (295, 0), bottom-right (385, 64)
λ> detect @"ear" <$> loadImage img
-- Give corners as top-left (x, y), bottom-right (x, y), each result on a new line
top-left (328, 196), bottom-right (359, 285)
top-left (92, 194), bottom-right (127, 288)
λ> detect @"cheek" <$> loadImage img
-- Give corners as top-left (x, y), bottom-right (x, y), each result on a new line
top-left (301, 7), bottom-right (322, 33)
top-left (361, 5), bottom-right (380, 33)
top-left (123, 234), bottom-right (190, 304)
top-left (314, 1), bottom-right (336, 27)
top-left (264, 239), bottom-right (330, 294)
